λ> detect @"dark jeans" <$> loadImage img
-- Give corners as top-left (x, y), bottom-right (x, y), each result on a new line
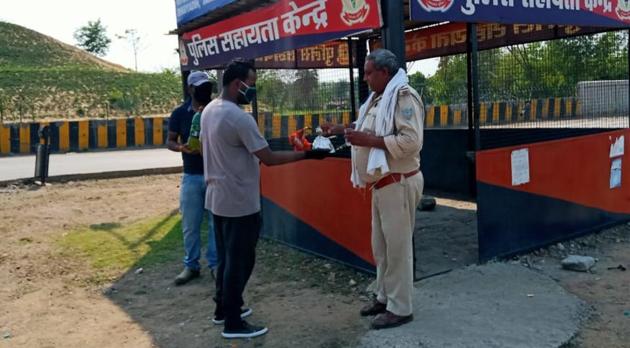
top-left (212, 212), bottom-right (261, 330)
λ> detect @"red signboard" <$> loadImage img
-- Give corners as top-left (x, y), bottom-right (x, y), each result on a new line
top-left (372, 23), bottom-right (608, 61)
top-left (179, 0), bottom-right (382, 70)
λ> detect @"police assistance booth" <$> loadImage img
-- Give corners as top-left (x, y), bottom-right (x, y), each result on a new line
top-left (173, 0), bottom-right (630, 274)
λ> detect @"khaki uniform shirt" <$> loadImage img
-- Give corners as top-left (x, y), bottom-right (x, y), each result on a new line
top-left (352, 85), bottom-right (424, 184)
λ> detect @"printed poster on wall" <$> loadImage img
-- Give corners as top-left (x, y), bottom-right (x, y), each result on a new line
top-left (609, 135), bottom-right (625, 158)
top-left (610, 158), bottom-right (622, 188)
top-left (511, 148), bottom-right (530, 186)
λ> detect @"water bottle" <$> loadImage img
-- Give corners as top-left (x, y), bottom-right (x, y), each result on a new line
top-left (187, 112), bottom-right (201, 151)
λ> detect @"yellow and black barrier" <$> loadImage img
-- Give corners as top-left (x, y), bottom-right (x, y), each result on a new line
top-left (423, 97), bottom-right (582, 128)
top-left (256, 111), bottom-right (352, 139)
top-left (0, 117), bottom-right (169, 156)
top-left (0, 99), bottom-right (583, 155)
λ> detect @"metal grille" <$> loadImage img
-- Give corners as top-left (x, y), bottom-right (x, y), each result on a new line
top-left (407, 30), bottom-right (630, 137)
top-left (254, 68), bottom-right (358, 141)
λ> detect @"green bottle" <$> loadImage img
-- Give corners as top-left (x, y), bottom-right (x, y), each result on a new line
top-left (187, 112), bottom-right (201, 151)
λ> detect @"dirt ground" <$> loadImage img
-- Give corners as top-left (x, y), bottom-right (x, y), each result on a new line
top-left (0, 175), bottom-right (372, 348)
top-left (515, 225), bottom-right (630, 348)
top-left (0, 175), bottom-right (628, 348)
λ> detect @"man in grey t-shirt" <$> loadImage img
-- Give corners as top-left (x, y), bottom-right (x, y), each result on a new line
top-left (200, 59), bottom-right (327, 339)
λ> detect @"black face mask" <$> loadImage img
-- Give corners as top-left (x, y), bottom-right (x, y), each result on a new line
top-left (237, 81), bottom-right (256, 105)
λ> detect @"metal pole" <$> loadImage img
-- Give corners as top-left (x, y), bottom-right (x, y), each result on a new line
top-left (252, 87), bottom-right (259, 123)
top-left (379, 0), bottom-right (414, 280)
top-left (467, 24), bottom-right (475, 152)
top-left (216, 69), bottom-right (224, 94)
top-left (380, 0), bottom-right (406, 69)
top-left (35, 125), bottom-right (50, 185)
top-left (348, 39), bottom-right (357, 123)
top-left (356, 38), bottom-right (369, 108)
top-left (471, 24), bottom-right (481, 151)
top-left (181, 70), bottom-right (190, 101)
top-left (466, 23), bottom-right (479, 197)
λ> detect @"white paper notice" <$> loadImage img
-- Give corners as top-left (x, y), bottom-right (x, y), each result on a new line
top-left (610, 158), bottom-right (622, 189)
top-left (511, 148), bottom-right (530, 186)
top-left (610, 135), bottom-right (624, 158)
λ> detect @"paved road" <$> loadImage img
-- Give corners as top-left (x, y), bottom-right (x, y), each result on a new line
top-left (0, 148), bottom-right (181, 182)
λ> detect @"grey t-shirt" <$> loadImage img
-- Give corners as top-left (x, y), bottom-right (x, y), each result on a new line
top-left (200, 98), bottom-right (269, 217)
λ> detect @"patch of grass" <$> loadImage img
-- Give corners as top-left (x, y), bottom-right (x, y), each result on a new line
top-left (89, 222), bottom-right (122, 231)
top-left (57, 212), bottom-right (184, 278)
top-left (56, 210), bottom-right (372, 292)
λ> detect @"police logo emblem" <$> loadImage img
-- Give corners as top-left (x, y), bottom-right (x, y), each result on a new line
top-left (402, 107), bottom-right (414, 120)
top-left (341, 0), bottom-right (370, 26)
top-left (616, 0), bottom-right (630, 20)
top-left (416, 0), bottom-right (455, 12)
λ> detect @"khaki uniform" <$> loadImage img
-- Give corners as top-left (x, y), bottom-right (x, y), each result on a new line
top-left (352, 86), bottom-right (424, 316)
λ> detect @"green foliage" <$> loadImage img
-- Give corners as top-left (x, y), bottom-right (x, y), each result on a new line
top-left (408, 71), bottom-right (432, 105)
top-left (421, 31), bottom-right (628, 105)
top-left (256, 70), bottom-right (354, 113)
top-left (0, 90), bottom-right (6, 122)
top-left (256, 70), bottom-right (288, 111)
top-left (74, 19), bottom-right (111, 57)
top-left (0, 68), bottom-right (182, 119)
top-left (292, 69), bottom-right (319, 109)
top-left (0, 21), bottom-right (182, 121)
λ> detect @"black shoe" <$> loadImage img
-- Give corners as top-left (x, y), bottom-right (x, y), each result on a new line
top-left (222, 321), bottom-right (268, 339)
top-left (360, 300), bottom-right (387, 316)
top-left (212, 308), bottom-right (253, 325)
top-left (371, 311), bottom-right (414, 330)
top-left (174, 268), bottom-right (200, 286)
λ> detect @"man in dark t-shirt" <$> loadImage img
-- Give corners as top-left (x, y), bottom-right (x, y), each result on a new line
top-left (167, 71), bottom-right (218, 285)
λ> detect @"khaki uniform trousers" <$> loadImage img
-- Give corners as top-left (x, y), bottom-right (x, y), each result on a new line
top-left (371, 171), bottom-right (424, 316)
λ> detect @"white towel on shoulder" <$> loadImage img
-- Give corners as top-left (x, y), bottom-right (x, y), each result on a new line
top-left (351, 68), bottom-right (409, 188)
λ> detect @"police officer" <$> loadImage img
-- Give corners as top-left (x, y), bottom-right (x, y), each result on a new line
top-left (343, 49), bottom-right (425, 330)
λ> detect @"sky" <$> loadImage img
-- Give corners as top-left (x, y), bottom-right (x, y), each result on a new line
top-left (1, 0), bottom-right (439, 77)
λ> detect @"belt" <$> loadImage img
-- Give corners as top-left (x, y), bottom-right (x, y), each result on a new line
top-left (372, 169), bottom-right (420, 190)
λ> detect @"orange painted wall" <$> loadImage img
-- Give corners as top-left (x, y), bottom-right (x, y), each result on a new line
top-left (477, 129), bottom-right (630, 214)
top-left (261, 158), bottom-right (375, 265)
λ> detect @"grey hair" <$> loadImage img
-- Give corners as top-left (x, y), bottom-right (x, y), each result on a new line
top-left (366, 49), bottom-right (399, 77)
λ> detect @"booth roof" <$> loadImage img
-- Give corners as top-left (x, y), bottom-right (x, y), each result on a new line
top-left (171, 0), bottom-right (277, 35)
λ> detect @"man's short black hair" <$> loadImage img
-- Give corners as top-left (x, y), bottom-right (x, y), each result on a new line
top-left (193, 81), bottom-right (213, 106)
top-left (222, 58), bottom-right (256, 87)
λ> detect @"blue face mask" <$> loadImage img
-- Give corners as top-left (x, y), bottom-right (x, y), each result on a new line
top-left (237, 81), bottom-right (256, 105)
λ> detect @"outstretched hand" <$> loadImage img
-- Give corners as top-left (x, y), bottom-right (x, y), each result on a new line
top-left (304, 148), bottom-right (330, 160)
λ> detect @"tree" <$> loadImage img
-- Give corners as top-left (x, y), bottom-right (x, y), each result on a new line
top-left (257, 70), bottom-right (288, 111)
top-left (428, 55), bottom-right (468, 104)
top-left (74, 19), bottom-right (111, 57)
top-left (292, 69), bottom-right (319, 109)
top-left (408, 72), bottom-right (433, 105)
top-left (117, 29), bottom-right (142, 71)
